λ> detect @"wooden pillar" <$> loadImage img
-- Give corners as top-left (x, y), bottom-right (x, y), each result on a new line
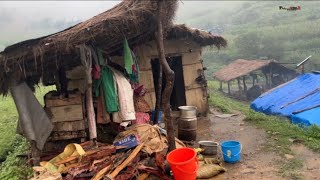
top-left (237, 78), bottom-right (242, 92)
top-left (155, 0), bottom-right (176, 152)
top-left (154, 62), bottom-right (163, 124)
top-left (264, 73), bottom-right (268, 88)
top-left (219, 81), bottom-right (223, 91)
top-left (227, 81), bottom-right (231, 95)
top-left (252, 75), bottom-right (255, 86)
top-left (243, 76), bottom-right (247, 93)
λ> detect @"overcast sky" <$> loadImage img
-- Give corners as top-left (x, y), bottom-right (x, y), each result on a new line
top-left (0, 1), bottom-right (119, 21)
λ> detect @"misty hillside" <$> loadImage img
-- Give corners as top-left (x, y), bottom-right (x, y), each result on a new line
top-left (177, 1), bottom-right (320, 77)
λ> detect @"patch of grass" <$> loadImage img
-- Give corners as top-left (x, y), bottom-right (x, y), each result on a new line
top-left (0, 85), bottom-right (55, 179)
top-left (208, 80), bottom-right (320, 178)
top-left (0, 136), bottom-right (32, 180)
top-left (278, 158), bottom-right (303, 180)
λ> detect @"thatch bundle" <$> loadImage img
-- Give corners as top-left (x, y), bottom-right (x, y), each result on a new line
top-left (167, 24), bottom-right (227, 49)
top-left (0, 0), bottom-right (178, 95)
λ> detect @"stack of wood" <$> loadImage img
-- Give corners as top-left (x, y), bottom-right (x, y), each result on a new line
top-left (35, 141), bottom-right (171, 180)
top-left (44, 91), bottom-right (87, 151)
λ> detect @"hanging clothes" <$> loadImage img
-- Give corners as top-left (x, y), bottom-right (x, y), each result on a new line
top-left (94, 66), bottom-right (119, 113)
top-left (124, 38), bottom-right (134, 75)
top-left (113, 69), bottom-right (136, 121)
top-left (96, 94), bottom-right (111, 124)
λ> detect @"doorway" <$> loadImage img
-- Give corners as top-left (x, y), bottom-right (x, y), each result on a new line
top-left (151, 56), bottom-right (187, 111)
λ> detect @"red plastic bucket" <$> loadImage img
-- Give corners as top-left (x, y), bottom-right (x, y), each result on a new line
top-left (166, 148), bottom-right (198, 180)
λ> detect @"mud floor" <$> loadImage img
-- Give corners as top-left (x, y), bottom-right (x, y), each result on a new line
top-left (187, 108), bottom-right (320, 180)
top-left (195, 109), bottom-right (283, 179)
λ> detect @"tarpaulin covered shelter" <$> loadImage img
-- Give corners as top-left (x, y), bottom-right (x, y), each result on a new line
top-left (251, 73), bottom-right (320, 126)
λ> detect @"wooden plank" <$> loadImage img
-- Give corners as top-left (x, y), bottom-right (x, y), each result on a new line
top-left (53, 120), bottom-right (85, 131)
top-left (185, 88), bottom-right (207, 114)
top-left (46, 104), bottom-right (83, 122)
top-left (183, 62), bottom-right (203, 87)
top-left (48, 131), bottom-right (87, 141)
top-left (45, 94), bottom-right (82, 107)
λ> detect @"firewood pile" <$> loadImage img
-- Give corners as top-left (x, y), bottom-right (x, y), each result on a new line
top-left (32, 124), bottom-right (181, 180)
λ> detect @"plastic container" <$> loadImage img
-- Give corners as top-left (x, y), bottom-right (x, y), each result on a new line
top-left (151, 110), bottom-right (163, 123)
top-left (221, 140), bottom-right (242, 163)
top-left (198, 141), bottom-right (219, 155)
top-left (166, 148), bottom-right (198, 180)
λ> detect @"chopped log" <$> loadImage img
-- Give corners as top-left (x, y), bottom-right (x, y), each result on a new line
top-left (107, 143), bottom-right (144, 179)
top-left (155, 0), bottom-right (176, 152)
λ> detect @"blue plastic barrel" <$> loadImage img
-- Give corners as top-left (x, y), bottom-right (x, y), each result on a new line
top-left (221, 140), bottom-right (242, 163)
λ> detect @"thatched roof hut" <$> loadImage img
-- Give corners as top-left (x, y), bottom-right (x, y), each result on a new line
top-left (0, 0), bottom-right (226, 96)
top-left (213, 59), bottom-right (296, 82)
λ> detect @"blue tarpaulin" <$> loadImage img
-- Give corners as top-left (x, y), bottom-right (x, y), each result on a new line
top-left (251, 73), bottom-right (320, 126)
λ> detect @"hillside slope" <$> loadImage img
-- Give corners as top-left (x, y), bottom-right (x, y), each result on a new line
top-left (176, 1), bottom-right (320, 77)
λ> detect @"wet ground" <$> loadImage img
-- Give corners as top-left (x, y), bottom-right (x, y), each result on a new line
top-left (190, 108), bottom-right (320, 180)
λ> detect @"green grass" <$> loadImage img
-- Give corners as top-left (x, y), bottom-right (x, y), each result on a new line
top-left (0, 85), bottom-right (55, 179)
top-left (208, 80), bottom-right (320, 179)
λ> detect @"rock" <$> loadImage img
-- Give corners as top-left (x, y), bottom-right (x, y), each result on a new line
top-left (247, 165), bottom-right (256, 169)
top-left (240, 123), bottom-right (245, 126)
top-left (267, 131), bottom-right (271, 134)
top-left (284, 154), bottom-right (294, 159)
top-left (272, 132), bottom-right (280, 135)
top-left (241, 168), bottom-right (255, 174)
top-left (240, 128), bottom-right (244, 131)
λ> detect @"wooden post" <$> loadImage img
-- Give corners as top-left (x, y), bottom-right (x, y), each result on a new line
top-left (219, 81), bottom-right (223, 91)
top-left (227, 81), bottom-right (231, 95)
top-left (243, 76), bottom-right (247, 93)
top-left (264, 73), bottom-right (268, 88)
top-left (237, 78), bottom-right (242, 92)
top-left (154, 62), bottom-right (163, 124)
top-left (155, 0), bottom-right (176, 152)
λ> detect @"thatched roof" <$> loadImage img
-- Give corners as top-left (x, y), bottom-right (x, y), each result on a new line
top-left (213, 59), bottom-right (296, 82)
top-left (0, 0), bottom-right (227, 95)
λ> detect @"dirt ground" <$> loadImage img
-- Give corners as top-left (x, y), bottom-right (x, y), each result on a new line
top-left (192, 108), bottom-right (320, 180)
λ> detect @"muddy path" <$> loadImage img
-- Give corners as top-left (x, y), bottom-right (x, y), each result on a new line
top-left (193, 108), bottom-right (320, 180)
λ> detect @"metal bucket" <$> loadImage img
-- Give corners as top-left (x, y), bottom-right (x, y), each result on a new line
top-left (178, 106), bottom-right (197, 118)
top-left (198, 141), bottom-right (219, 155)
top-left (178, 117), bottom-right (197, 141)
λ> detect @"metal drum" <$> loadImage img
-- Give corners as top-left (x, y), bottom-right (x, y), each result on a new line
top-left (178, 106), bottom-right (197, 141)
top-left (178, 106), bottom-right (197, 118)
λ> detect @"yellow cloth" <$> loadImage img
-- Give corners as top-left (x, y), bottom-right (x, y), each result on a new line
top-left (40, 143), bottom-right (85, 173)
